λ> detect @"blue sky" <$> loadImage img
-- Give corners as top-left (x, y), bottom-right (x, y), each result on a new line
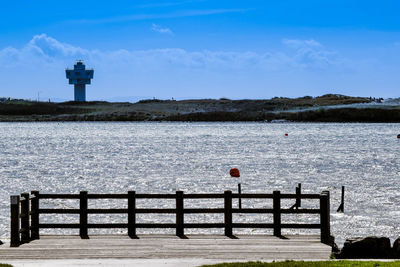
top-left (0, 0), bottom-right (400, 101)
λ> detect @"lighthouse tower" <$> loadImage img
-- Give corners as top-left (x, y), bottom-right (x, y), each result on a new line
top-left (66, 60), bottom-right (94, 102)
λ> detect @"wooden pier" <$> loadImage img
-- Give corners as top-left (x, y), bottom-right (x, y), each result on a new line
top-left (0, 235), bottom-right (331, 260)
top-left (4, 189), bottom-right (333, 260)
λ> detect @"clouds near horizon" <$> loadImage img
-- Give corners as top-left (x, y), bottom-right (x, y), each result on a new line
top-left (0, 34), bottom-right (397, 101)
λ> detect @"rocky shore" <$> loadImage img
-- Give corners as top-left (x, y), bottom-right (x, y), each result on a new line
top-left (335, 236), bottom-right (400, 259)
top-left (1, 94), bottom-right (399, 122)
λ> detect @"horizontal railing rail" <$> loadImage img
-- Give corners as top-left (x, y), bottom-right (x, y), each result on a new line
top-left (10, 189), bottom-right (330, 247)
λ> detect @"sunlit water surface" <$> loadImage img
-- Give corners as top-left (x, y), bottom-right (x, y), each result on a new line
top-left (0, 122), bottom-right (399, 246)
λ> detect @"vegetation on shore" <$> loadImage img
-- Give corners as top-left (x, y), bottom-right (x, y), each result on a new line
top-left (1, 94), bottom-right (398, 122)
top-left (0, 264), bottom-right (13, 267)
top-left (0, 100), bottom-right (89, 116)
top-left (200, 261), bottom-right (400, 267)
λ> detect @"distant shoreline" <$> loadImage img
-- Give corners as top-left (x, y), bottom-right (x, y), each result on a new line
top-left (1, 94), bottom-right (400, 122)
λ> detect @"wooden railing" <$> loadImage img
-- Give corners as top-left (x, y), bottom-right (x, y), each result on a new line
top-left (10, 189), bottom-right (331, 247)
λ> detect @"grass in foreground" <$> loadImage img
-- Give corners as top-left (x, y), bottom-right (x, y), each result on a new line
top-left (0, 264), bottom-right (13, 267)
top-left (200, 261), bottom-right (400, 267)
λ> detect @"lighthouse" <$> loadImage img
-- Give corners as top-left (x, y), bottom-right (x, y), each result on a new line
top-left (66, 60), bottom-right (94, 102)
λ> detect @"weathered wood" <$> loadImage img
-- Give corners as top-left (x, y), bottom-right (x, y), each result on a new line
top-left (233, 223), bottom-right (320, 228)
top-left (0, 235), bottom-right (332, 261)
top-left (10, 195), bottom-right (20, 247)
top-left (337, 186), bottom-right (344, 212)
top-left (342, 186), bottom-right (344, 209)
top-left (184, 223), bottom-right (224, 228)
top-left (88, 224), bottom-right (127, 228)
top-left (79, 191), bottom-right (88, 239)
top-left (224, 190), bottom-right (232, 237)
top-left (231, 193), bottom-right (273, 198)
top-left (88, 208), bottom-right (127, 213)
top-left (238, 183), bottom-right (242, 209)
top-left (128, 191), bottom-right (136, 238)
top-left (281, 223), bottom-right (321, 229)
top-left (20, 193), bottom-right (30, 244)
top-left (280, 193), bottom-right (320, 199)
top-left (176, 191), bottom-right (184, 237)
top-left (184, 193), bottom-right (224, 199)
top-left (136, 194), bottom-right (176, 199)
top-left (35, 207), bottom-right (320, 214)
top-left (184, 208), bottom-right (224, 213)
top-left (273, 191), bottom-right (281, 237)
top-left (136, 223), bottom-right (176, 228)
top-left (30, 191), bottom-right (39, 240)
top-left (39, 208), bottom-right (182, 214)
top-left (88, 194), bottom-right (127, 199)
top-left (320, 191), bottom-right (331, 244)
top-left (12, 190), bottom-right (331, 243)
top-left (232, 223), bottom-right (274, 228)
top-left (280, 208), bottom-right (320, 214)
top-left (296, 183), bottom-right (301, 208)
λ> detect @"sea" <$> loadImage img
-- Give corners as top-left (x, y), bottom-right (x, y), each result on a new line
top-left (0, 122), bottom-right (399, 246)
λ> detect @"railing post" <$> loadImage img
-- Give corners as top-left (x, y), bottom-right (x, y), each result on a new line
top-left (296, 183), bottom-right (301, 209)
top-left (341, 186), bottom-right (344, 211)
top-left (320, 190), bottom-right (331, 244)
top-left (238, 183), bottom-right (242, 210)
top-left (224, 190), bottom-right (233, 237)
top-left (30, 191), bottom-right (39, 240)
top-left (80, 191), bottom-right (88, 239)
top-left (20, 192), bottom-right (30, 243)
top-left (273, 190), bottom-right (281, 237)
top-left (337, 186), bottom-right (344, 212)
top-left (176, 191), bottom-right (184, 237)
top-left (128, 191), bottom-right (136, 238)
top-left (10, 195), bottom-right (20, 247)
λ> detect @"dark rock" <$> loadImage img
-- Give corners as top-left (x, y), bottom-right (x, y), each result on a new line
top-left (338, 236), bottom-right (392, 259)
top-left (392, 237), bottom-right (400, 258)
top-left (325, 235), bottom-right (340, 253)
top-left (0, 240), bottom-right (3, 245)
top-left (330, 240), bottom-right (340, 253)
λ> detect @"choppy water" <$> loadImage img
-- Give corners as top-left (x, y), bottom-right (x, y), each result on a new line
top-left (0, 122), bottom-right (399, 246)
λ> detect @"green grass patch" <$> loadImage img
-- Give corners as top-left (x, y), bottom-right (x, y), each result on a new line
top-left (0, 264), bottom-right (13, 267)
top-left (200, 261), bottom-right (400, 267)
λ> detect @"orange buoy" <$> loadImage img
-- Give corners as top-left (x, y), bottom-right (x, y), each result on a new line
top-left (285, 133), bottom-right (288, 136)
top-left (229, 168), bottom-right (240, 178)
top-left (397, 134), bottom-right (400, 139)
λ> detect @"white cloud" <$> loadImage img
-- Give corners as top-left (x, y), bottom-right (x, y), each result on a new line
top-left (0, 34), bottom-right (344, 71)
top-left (0, 34), bottom-right (357, 100)
top-left (0, 34), bottom-right (91, 69)
top-left (1, 34), bottom-right (343, 71)
top-left (27, 34), bottom-right (89, 58)
top-left (282, 39), bottom-right (322, 49)
top-left (282, 38), bottom-right (345, 70)
top-left (151, 23), bottom-right (173, 35)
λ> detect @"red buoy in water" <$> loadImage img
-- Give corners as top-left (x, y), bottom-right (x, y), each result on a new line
top-left (230, 168), bottom-right (240, 178)
top-left (285, 133), bottom-right (288, 136)
top-left (397, 134), bottom-right (400, 139)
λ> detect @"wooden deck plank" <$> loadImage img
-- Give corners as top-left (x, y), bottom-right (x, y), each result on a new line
top-left (0, 235), bottom-right (331, 260)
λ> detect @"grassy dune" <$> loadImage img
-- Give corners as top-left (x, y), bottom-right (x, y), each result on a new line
top-left (1, 94), bottom-right (398, 122)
